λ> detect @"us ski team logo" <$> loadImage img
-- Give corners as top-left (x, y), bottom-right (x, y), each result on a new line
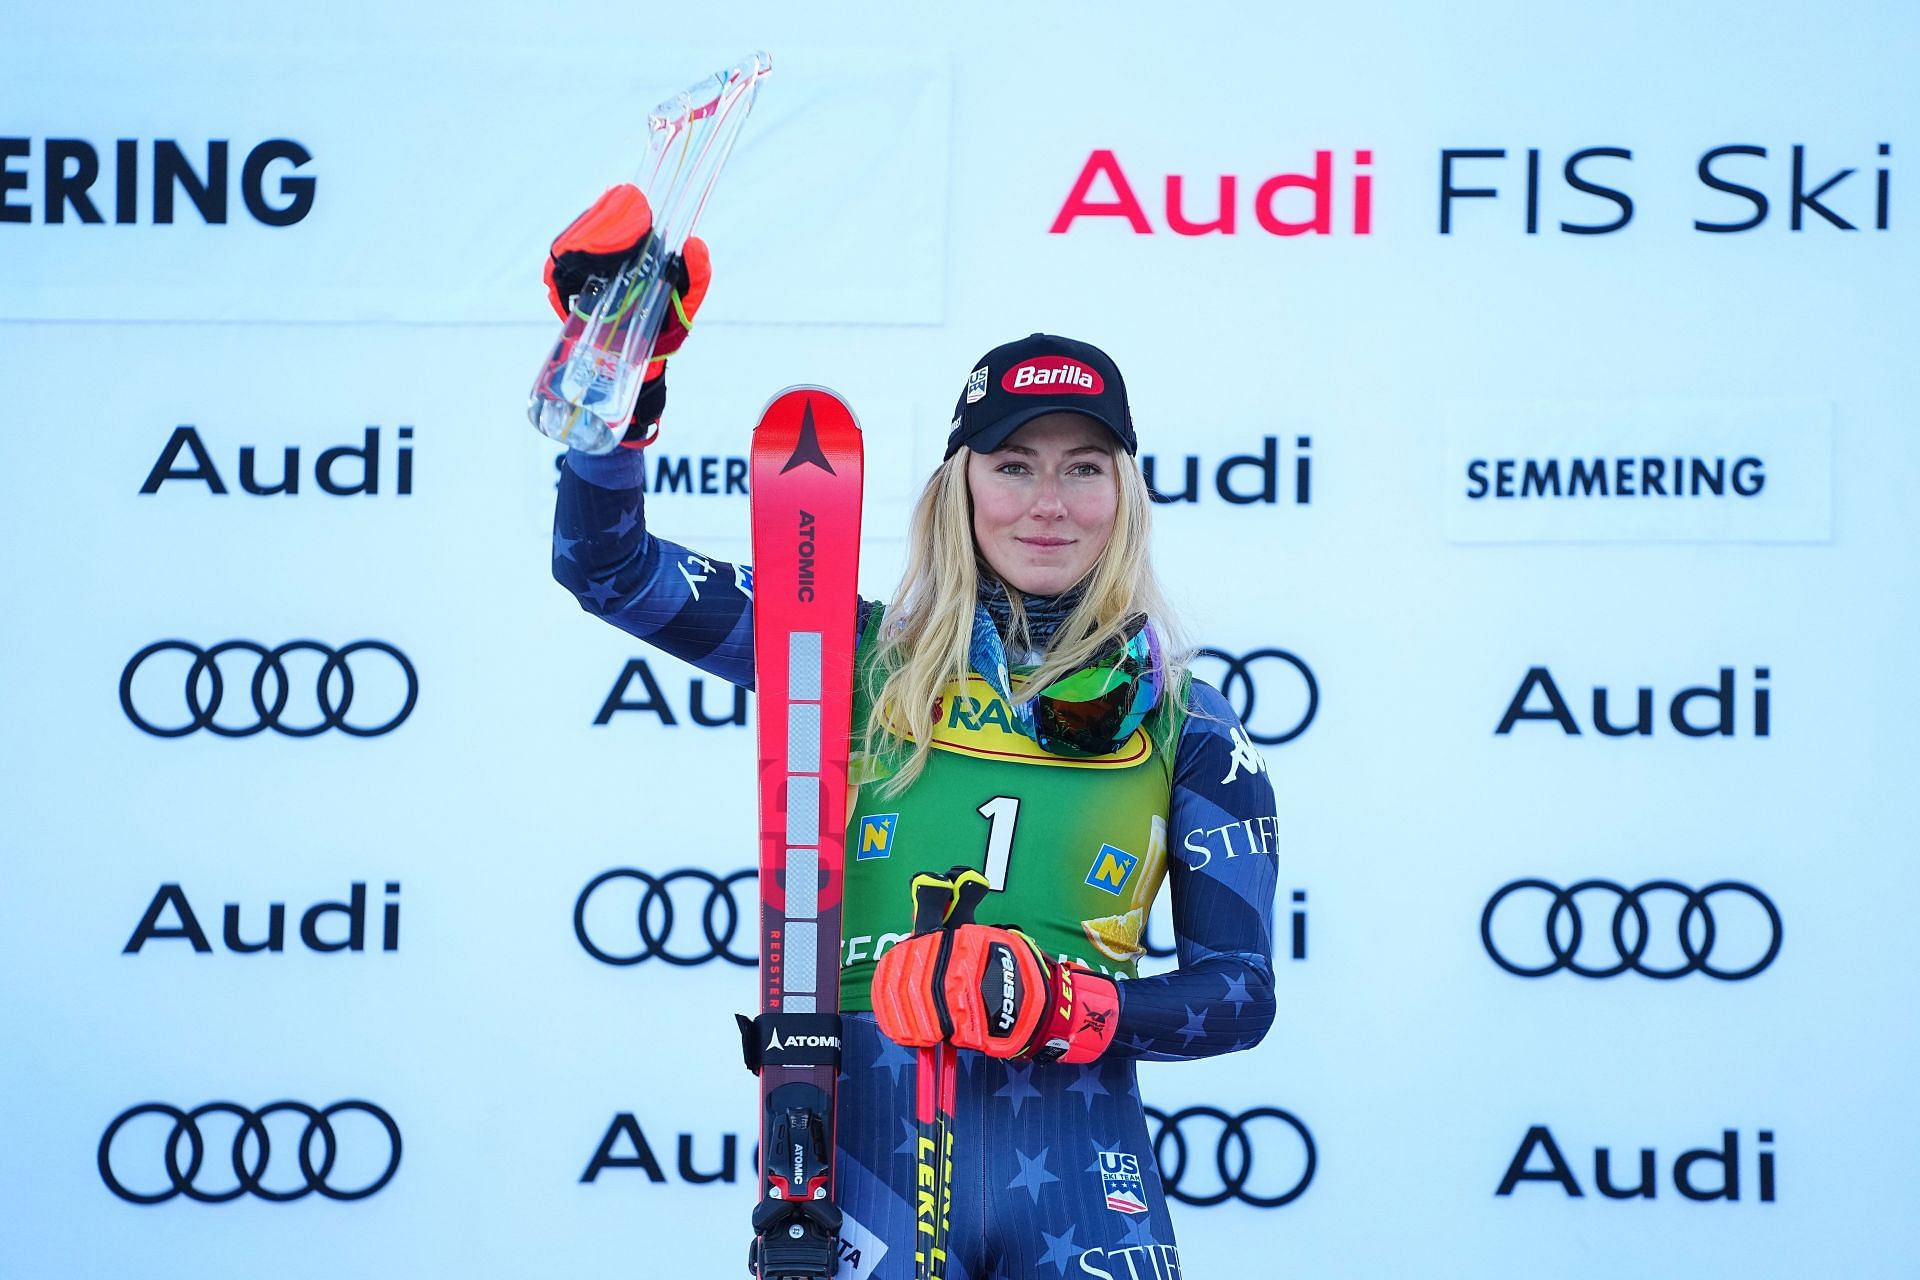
top-left (1097, 1151), bottom-right (1149, 1214)
top-left (965, 365), bottom-right (990, 403)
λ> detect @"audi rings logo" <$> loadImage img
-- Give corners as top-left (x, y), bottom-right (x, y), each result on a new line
top-left (98, 1101), bottom-right (401, 1203)
top-left (120, 640), bottom-right (418, 737)
top-left (1481, 879), bottom-right (1783, 980)
top-left (1190, 648), bottom-right (1318, 745)
top-left (1145, 1106), bottom-right (1315, 1208)
top-left (574, 868), bottom-right (756, 967)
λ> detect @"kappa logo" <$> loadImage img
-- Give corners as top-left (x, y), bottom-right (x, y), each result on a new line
top-left (1002, 357), bottom-right (1103, 395)
top-left (857, 814), bottom-right (899, 861)
top-left (1084, 843), bottom-right (1139, 897)
top-left (966, 366), bottom-right (990, 403)
top-left (1097, 1151), bottom-right (1150, 1215)
top-left (1221, 725), bottom-right (1267, 785)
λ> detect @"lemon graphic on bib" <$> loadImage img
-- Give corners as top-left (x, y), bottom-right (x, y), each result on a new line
top-left (1081, 815), bottom-right (1168, 963)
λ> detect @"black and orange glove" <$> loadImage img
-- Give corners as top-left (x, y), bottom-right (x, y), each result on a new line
top-left (871, 867), bottom-right (1120, 1064)
top-left (543, 183), bottom-right (712, 447)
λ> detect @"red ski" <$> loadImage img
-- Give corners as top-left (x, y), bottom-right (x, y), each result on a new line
top-left (743, 387), bottom-right (863, 1280)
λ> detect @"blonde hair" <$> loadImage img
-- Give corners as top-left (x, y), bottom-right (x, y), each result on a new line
top-left (861, 443), bottom-right (1187, 795)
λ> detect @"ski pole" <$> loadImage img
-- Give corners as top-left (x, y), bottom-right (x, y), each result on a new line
top-left (907, 869), bottom-right (990, 1280)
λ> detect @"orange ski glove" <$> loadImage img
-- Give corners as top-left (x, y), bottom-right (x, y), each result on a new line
top-left (543, 183), bottom-right (712, 446)
top-left (872, 867), bottom-right (1120, 1064)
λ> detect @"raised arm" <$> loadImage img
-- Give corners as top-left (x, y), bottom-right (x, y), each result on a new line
top-left (554, 447), bottom-right (759, 688)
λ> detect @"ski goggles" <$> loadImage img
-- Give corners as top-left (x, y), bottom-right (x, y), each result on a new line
top-left (1022, 623), bottom-right (1165, 757)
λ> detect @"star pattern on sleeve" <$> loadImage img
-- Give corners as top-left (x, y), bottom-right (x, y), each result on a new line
top-left (1220, 972), bottom-right (1252, 1013)
top-left (603, 506), bottom-right (639, 537)
top-left (1176, 1005), bottom-right (1209, 1046)
top-left (552, 532), bottom-right (579, 562)
top-left (583, 578), bottom-right (619, 609)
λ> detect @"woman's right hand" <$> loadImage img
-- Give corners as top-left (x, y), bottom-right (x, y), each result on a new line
top-left (544, 183), bottom-right (713, 446)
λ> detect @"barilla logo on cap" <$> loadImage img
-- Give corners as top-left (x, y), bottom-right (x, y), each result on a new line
top-left (1003, 357), bottom-right (1103, 396)
top-left (965, 366), bottom-right (990, 404)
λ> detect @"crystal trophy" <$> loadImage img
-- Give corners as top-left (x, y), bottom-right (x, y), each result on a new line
top-left (529, 51), bottom-right (772, 454)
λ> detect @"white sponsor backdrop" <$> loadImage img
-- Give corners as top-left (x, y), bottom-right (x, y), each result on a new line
top-left (2, 2), bottom-right (1918, 1278)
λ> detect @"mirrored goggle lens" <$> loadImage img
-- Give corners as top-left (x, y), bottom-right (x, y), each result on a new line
top-left (1029, 631), bottom-right (1163, 756)
top-left (1035, 682), bottom-right (1146, 756)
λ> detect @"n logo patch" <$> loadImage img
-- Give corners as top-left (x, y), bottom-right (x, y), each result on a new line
top-left (1084, 843), bottom-right (1138, 896)
top-left (857, 814), bottom-right (899, 861)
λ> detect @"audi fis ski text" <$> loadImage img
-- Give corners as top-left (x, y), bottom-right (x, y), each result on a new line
top-left (1046, 143), bottom-right (1893, 238)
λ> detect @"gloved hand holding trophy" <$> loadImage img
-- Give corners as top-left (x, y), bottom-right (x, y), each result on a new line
top-left (528, 52), bottom-right (772, 454)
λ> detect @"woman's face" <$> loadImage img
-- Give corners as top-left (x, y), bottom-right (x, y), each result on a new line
top-left (967, 412), bottom-right (1120, 597)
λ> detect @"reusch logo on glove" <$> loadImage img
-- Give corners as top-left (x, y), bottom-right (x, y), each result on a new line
top-left (985, 943), bottom-right (1024, 1037)
top-left (1002, 357), bottom-right (1103, 395)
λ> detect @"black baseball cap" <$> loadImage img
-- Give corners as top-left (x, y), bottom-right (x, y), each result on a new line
top-left (944, 333), bottom-right (1136, 458)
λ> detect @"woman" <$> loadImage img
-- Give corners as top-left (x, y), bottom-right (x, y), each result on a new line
top-left (548, 190), bottom-right (1277, 1279)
